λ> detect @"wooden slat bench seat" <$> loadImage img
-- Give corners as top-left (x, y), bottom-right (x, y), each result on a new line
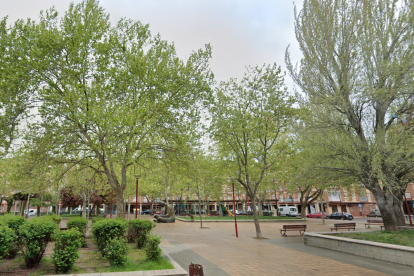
top-left (398, 226), bottom-right (414, 230)
top-left (330, 223), bottom-right (356, 232)
top-left (365, 219), bottom-right (384, 230)
top-left (279, 225), bottom-right (307, 237)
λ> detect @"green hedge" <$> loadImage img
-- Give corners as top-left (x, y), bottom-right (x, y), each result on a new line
top-left (44, 214), bottom-right (62, 225)
top-left (103, 237), bottom-right (130, 267)
top-left (0, 214), bottom-right (27, 235)
top-left (67, 217), bottom-right (89, 247)
top-left (128, 219), bottom-right (155, 249)
top-left (91, 219), bottom-right (127, 256)
top-left (0, 225), bottom-right (18, 261)
top-left (20, 216), bottom-right (59, 268)
top-left (52, 229), bottom-right (83, 273)
top-left (92, 216), bottom-right (105, 225)
top-left (144, 234), bottom-right (162, 261)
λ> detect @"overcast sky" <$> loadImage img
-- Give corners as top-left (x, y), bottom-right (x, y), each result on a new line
top-left (0, 0), bottom-right (303, 88)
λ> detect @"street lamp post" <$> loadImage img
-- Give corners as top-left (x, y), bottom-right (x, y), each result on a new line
top-left (231, 179), bottom-right (238, 238)
top-left (134, 175), bottom-right (140, 219)
top-left (340, 194), bottom-right (344, 221)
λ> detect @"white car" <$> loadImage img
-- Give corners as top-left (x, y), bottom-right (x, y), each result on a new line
top-left (25, 209), bottom-right (37, 216)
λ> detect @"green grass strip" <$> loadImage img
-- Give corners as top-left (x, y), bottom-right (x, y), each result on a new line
top-left (337, 230), bottom-right (414, 247)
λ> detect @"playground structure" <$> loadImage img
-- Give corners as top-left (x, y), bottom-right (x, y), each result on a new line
top-left (225, 206), bottom-right (234, 217)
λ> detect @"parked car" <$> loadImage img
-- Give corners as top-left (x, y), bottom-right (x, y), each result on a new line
top-left (278, 206), bottom-right (298, 217)
top-left (24, 209), bottom-right (37, 217)
top-left (367, 210), bottom-right (381, 217)
top-left (326, 212), bottom-right (354, 220)
top-left (306, 212), bottom-right (326, 218)
top-left (141, 209), bottom-right (156, 215)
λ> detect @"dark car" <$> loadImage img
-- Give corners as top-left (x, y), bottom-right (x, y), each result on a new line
top-left (141, 209), bottom-right (156, 215)
top-left (326, 212), bottom-right (354, 220)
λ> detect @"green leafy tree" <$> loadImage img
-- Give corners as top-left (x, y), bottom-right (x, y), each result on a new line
top-left (208, 63), bottom-right (296, 238)
top-left (0, 17), bottom-right (35, 156)
top-left (286, 0), bottom-right (414, 230)
top-left (25, 1), bottom-right (213, 218)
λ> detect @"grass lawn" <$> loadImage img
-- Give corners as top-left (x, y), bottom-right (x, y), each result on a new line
top-left (94, 243), bottom-right (174, 273)
top-left (337, 230), bottom-right (414, 247)
top-left (0, 240), bottom-right (173, 275)
top-left (178, 215), bottom-right (301, 220)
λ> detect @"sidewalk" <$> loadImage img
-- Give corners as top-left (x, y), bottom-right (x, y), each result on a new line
top-left (153, 218), bottom-right (413, 276)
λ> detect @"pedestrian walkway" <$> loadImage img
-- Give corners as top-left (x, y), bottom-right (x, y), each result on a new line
top-left (152, 218), bottom-right (413, 276)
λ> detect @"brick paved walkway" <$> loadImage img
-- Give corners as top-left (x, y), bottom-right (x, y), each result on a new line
top-left (150, 218), bottom-right (413, 276)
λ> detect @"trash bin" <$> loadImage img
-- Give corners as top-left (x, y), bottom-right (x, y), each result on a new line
top-left (189, 263), bottom-right (204, 276)
top-left (359, 211), bottom-right (362, 216)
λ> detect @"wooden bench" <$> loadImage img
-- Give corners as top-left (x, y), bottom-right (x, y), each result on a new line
top-left (365, 219), bottom-right (384, 230)
top-left (279, 225), bottom-right (307, 237)
top-left (330, 223), bottom-right (356, 232)
top-left (398, 226), bottom-right (414, 230)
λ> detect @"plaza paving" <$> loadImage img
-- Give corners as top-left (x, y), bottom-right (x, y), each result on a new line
top-left (148, 217), bottom-right (413, 276)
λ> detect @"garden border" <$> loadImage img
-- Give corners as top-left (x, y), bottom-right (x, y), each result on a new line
top-left (45, 250), bottom-right (187, 276)
top-left (304, 231), bottom-right (414, 267)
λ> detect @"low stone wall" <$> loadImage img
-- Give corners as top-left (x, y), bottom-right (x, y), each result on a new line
top-left (304, 232), bottom-right (414, 267)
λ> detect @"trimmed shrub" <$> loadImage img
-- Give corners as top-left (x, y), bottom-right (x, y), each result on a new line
top-left (144, 235), bottom-right (162, 261)
top-left (44, 214), bottom-right (62, 225)
top-left (91, 218), bottom-right (127, 255)
top-left (0, 225), bottom-right (18, 261)
top-left (0, 214), bottom-right (27, 235)
top-left (92, 216), bottom-right (105, 225)
top-left (128, 219), bottom-right (155, 248)
top-left (52, 229), bottom-right (82, 273)
top-left (103, 237), bottom-right (130, 267)
top-left (67, 217), bottom-right (88, 234)
top-left (20, 216), bottom-right (59, 268)
top-left (67, 217), bottom-right (88, 246)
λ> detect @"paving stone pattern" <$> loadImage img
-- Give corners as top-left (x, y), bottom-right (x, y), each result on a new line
top-left (150, 217), bottom-right (413, 276)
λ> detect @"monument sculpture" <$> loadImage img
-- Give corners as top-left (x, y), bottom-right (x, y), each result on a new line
top-left (154, 201), bottom-right (175, 223)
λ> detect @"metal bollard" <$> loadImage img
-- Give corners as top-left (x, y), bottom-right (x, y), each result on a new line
top-left (189, 262), bottom-right (204, 276)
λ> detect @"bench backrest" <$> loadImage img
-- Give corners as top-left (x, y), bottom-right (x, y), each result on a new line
top-left (283, 225), bottom-right (307, 229)
top-left (334, 223), bottom-right (356, 227)
top-left (367, 219), bottom-right (383, 223)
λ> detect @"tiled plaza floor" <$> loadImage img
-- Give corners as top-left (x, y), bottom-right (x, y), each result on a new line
top-left (149, 217), bottom-right (413, 276)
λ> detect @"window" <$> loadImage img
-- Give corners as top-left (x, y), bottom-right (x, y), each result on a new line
top-left (350, 205), bottom-right (354, 211)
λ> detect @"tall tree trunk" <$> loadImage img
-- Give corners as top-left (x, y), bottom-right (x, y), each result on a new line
top-left (320, 191), bottom-right (325, 225)
top-left (371, 185), bottom-right (405, 231)
top-left (82, 200), bottom-right (87, 219)
top-left (301, 201), bottom-right (308, 219)
top-left (258, 198), bottom-right (263, 216)
top-left (114, 187), bottom-right (125, 218)
top-left (250, 195), bottom-right (263, 239)
top-left (150, 201), bottom-right (154, 215)
top-left (25, 187), bottom-right (32, 219)
top-left (196, 186), bottom-right (203, 228)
